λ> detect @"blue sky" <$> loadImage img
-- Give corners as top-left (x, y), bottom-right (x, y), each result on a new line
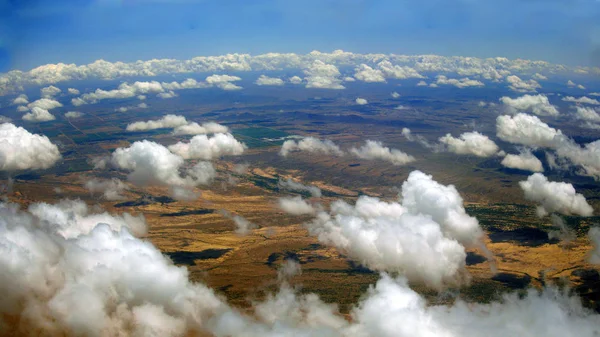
top-left (2, 0), bottom-right (600, 71)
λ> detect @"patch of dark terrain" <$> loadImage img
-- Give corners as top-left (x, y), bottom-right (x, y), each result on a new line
top-left (572, 268), bottom-right (600, 313)
top-left (487, 226), bottom-right (559, 247)
top-left (160, 209), bottom-right (215, 217)
top-left (466, 252), bottom-right (487, 266)
top-left (114, 195), bottom-right (176, 207)
top-left (165, 249), bottom-right (232, 266)
top-left (491, 272), bottom-right (532, 289)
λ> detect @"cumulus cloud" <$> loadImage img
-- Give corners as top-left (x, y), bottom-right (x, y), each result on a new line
top-left (255, 75), bottom-right (284, 86)
top-left (401, 128), bottom-right (441, 151)
top-left (308, 171), bottom-right (484, 289)
top-left (391, 92), bottom-right (400, 98)
top-left (278, 178), bottom-right (322, 197)
top-left (532, 73), bottom-right (548, 80)
top-left (27, 98), bottom-right (63, 111)
top-left (350, 140), bottom-right (415, 165)
top-left (219, 210), bottom-right (257, 235)
top-left (108, 140), bottom-right (216, 199)
top-left (67, 88), bottom-right (80, 95)
top-left (64, 111), bottom-right (84, 118)
top-left (205, 74), bottom-right (242, 90)
top-left (303, 60), bottom-right (345, 89)
top-left (562, 96), bottom-right (600, 105)
top-left (23, 107), bottom-right (56, 122)
top-left (172, 121), bottom-right (229, 135)
top-left (84, 178), bottom-right (128, 201)
top-left (416, 80), bottom-right (428, 86)
top-left (41, 85), bottom-right (61, 98)
top-left (278, 196), bottom-right (317, 215)
top-left (501, 149), bottom-right (544, 172)
top-left (168, 133), bottom-right (246, 160)
top-left (354, 64), bottom-right (386, 83)
top-left (355, 97), bottom-right (368, 105)
top-left (12, 94), bottom-right (28, 105)
top-left (280, 137), bottom-right (343, 157)
top-left (73, 81), bottom-right (166, 105)
top-left (500, 94), bottom-right (559, 116)
top-left (496, 113), bottom-right (563, 148)
top-left (289, 76), bottom-right (303, 84)
top-left (0, 123), bottom-right (61, 171)
top-left (519, 173), bottom-right (593, 217)
top-left (126, 114), bottom-right (188, 131)
top-left (439, 132), bottom-right (500, 157)
top-left (434, 75), bottom-right (484, 88)
top-left (506, 75), bottom-right (541, 92)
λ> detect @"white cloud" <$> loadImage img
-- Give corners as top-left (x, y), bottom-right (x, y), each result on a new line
top-left (85, 178), bottom-right (128, 201)
top-left (219, 210), bottom-right (256, 235)
top-left (0, 123), bottom-right (61, 171)
top-left (519, 173), bottom-right (593, 217)
top-left (255, 75), bottom-right (284, 86)
top-left (567, 80), bottom-right (577, 87)
top-left (64, 111), bottom-right (84, 118)
top-left (501, 149), bottom-right (544, 172)
top-left (496, 113), bottom-right (563, 148)
top-left (500, 94), bottom-right (559, 116)
top-left (289, 76), bottom-right (303, 84)
top-left (40, 85), bottom-right (61, 98)
top-left (307, 170), bottom-right (483, 289)
top-left (435, 75), bottom-right (484, 88)
top-left (280, 137), bottom-right (343, 157)
top-left (350, 140), bottom-right (415, 165)
top-left (391, 92), bottom-right (400, 98)
top-left (12, 94), bottom-right (28, 105)
top-left (354, 64), bottom-right (386, 83)
top-left (506, 75), bottom-right (541, 92)
top-left (575, 106), bottom-right (600, 123)
top-left (126, 114), bottom-right (188, 131)
top-left (16, 105), bottom-right (29, 112)
top-left (376, 60), bottom-right (423, 80)
top-left (172, 122), bottom-right (229, 135)
top-left (355, 97), bottom-right (368, 105)
top-left (278, 178), bottom-right (322, 197)
top-left (532, 73), bottom-right (548, 80)
top-left (168, 133), bottom-right (246, 160)
top-left (416, 80), bottom-right (428, 86)
top-left (439, 132), bottom-right (500, 157)
top-left (278, 196), bottom-right (317, 215)
top-left (23, 107), bottom-right (56, 122)
top-left (157, 91), bottom-right (178, 99)
top-left (27, 98), bottom-right (62, 111)
top-left (562, 96), bottom-right (600, 105)
top-left (303, 60), bottom-right (345, 89)
top-left (205, 74), bottom-right (242, 90)
top-left (67, 88), bottom-right (80, 95)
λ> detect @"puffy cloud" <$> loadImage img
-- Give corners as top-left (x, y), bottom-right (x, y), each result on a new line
top-left (355, 97), bottom-right (368, 105)
top-left (401, 128), bottom-right (441, 151)
top-left (219, 210), bottom-right (257, 235)
top-left (575, 106), bottom-right (600, 124)
top-left (0, 123), bottom-right (61, 171)
top-left (0, 116), bottom-right (11, 123)
top-left (12, 94), bottom-right (28, 105)
top-left (278, 196), bottom-right (317, 215)
top-left (354, 64), bottom-right (386, 83)
top-left (168, 133), bottom-right (246, 160)
top-left (23, 107), bottom-right (56, 122)
top-left (126, 114), bottom-right (188, 131)
top-left (496, 113), bottom-right (563, 148)
top-left (562, 96), bottom-right (600, 105)
top-left (501, 149), bottom-right (544, 172)
top-left (554, 139), bottom-right (600, 179)
top-left (416, 80), bottom-right (428, 86)
top-left (350, 140), bottom-right (415, 165)
top-left (64, 111), bottom-right (84, 118)
top-left (278, 178), bottom-right (322, 197)
top-left (73, 81), bottom-right (165, 105)
top-left (289, 76), bottom-right (303, 84)
top-left (303, 60), bottom-right (345, 89)
top-left (439, 132), bottom-right (500, 157)
top-left (84, 178), bottom-right (128, 201)
top-left (27, 98), bottom-right (63, 111)
top-left (376, 60), bottom-right (423, 80)
top-left (205, 74), bottom-right (242, 90)
top-left (41, 85), bottom-right (61, 98)
top-left (157, 91), bottom-right (178, 99)
top-left (435, 75), bottom-right (484, 88)
top-left (67, 88), bottom-right (80, 95)
top-left (172, 122), bottom-right (229, 135)
top-left (506, 75), bottom-right (541, 92)
top-left (519, 173), bottom-right (593, 217)
top-left (185, 161), bottom-right (217, 185)
top-left (532, 73), bottom-right (548, 80)
top-left (255, 75), bottom-right (284, 86)
top-left (500, 94), bottom-right (559, 116)
top-left (280, 137), bottom-right (343, 157)
top-left (391, 92), bottom-right (400, 98)
top-left (308, 171), bottom-right (483, 288)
